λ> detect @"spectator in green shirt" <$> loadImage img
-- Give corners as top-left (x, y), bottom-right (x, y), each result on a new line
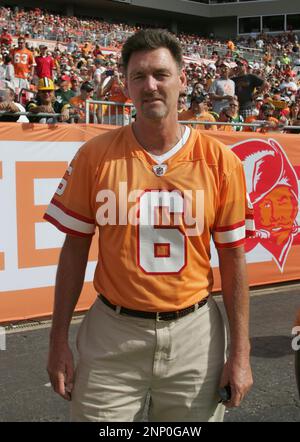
top-left (281, 53), bottom-right (291, 66)
top-left (54, 75), bottom-right (76, 107)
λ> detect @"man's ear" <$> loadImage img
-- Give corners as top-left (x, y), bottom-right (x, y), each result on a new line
top-left (124, 77), bottom-right (130, 98)
top-left (179, 68), bottom-right (187, 95)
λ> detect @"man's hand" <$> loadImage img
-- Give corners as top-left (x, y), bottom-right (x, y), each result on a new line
top-left (217, 246), bottom-right (253, 408)
top-left (37, 104), bottom-right (55, 114)
top-left (0, 101), bottom-right (19, 112)
top-left (47, 342), bottom-right (74, 401)
top-left (60, 108), bottom-right (70, 122)
top-left (219, 354), bottom-right (253, 408)
top-left (0, 101), bottom-right (8, 111)
top-left (46, 235), bottom-right (92, 401)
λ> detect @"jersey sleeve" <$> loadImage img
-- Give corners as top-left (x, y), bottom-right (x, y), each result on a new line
top-left (213, 160), bottom-right (255, 248)
top-left (44, 146), bottom-right (96, 237)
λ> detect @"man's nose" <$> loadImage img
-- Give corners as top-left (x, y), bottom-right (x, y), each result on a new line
top-left (143, 75), bottom-right (158, 92)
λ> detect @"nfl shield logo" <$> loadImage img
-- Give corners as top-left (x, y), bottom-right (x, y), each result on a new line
top-left (152, 164), bottom-right (167, 176)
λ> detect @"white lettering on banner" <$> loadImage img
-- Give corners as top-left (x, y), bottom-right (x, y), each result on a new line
top-left (34, 178), bottom-right (61, 206)
top-left (209, 241), bottom-right (273, 267)
top-left (34, 178), bottom-right (65, 250)
top-left (34, 178), bottom-right (65, 249)
top-left (35, 222), bottom-right (65, 250)
top-left (0, 140), bottom-right (97, 292)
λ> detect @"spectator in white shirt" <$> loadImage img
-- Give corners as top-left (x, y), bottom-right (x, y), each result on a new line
top-left (209, 61), bottom-right (235, 115)
top-left (279, 76), bottom-right (298, 94)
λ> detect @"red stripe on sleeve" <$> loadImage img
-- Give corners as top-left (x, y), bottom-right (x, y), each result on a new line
top-left (51, 198), bottom-right (95, 224)
top-left (43, 213), bottom-right (95, 237)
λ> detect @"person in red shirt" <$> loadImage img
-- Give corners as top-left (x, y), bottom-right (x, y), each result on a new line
top-left (35, 45), bottom-right (55, 79)
top-left (93, 44), bottom-right (104, 59)
top-left (11, 36), bottom-right (35, 91)
top-left (0, 27), bottom-right (13, 46)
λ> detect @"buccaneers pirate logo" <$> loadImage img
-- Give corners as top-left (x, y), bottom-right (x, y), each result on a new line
top-left (232, 138), bottom-right (299, 272)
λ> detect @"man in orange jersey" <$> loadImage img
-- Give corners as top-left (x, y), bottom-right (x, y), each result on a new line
top-left (45, 29), bottom-right (254, 422)
top-left (244, 103), bottom-right (279, 133)
top-left (178, 93), bottom-right (217, 130)
top-left (69, 81), bottom-right (98, 123)
top-left (100, 68), bottom-right (132, 125)
top-left (11, 36), bottom-right (35, 91)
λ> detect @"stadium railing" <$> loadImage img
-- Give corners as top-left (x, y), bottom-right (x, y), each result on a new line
top-left (0, 111), bottom-right (77, 123)
top-left (182, 42), bottom-right (264, 63)
top-left (100, 31), bottom-right (133, 48)
top-left (0, 109), bottom-right (300, 132)
top-left (85, 100), bottom-right (134, 125)
top-left (179, 120), bottom-right (300, 132)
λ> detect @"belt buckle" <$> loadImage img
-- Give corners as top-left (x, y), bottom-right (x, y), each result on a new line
top-left (156, 312), bottom-right (162, 322)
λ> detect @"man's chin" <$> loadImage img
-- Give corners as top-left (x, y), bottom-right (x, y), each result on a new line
top-left (142, 109), bottom-right (169, 120)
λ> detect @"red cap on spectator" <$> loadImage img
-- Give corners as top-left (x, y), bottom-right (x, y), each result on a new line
top-left (281, 108), bottom-right (290, 117)
top-left (236, 59), bottom-right (248, 67)
top-left (60, 75), bottom-right (71, 82)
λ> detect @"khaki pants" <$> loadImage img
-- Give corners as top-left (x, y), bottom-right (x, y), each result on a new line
top-left (71, 296), bottom-right (226, 422)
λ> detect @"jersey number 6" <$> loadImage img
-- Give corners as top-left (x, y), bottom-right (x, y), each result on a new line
top-left (137, 190), bottom-right (187, 274)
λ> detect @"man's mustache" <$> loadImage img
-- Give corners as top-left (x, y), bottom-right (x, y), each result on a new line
top-left (142, 94), bottom-right (165, 101)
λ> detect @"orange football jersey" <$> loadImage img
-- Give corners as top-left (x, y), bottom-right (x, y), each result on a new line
top-left (178, 110), bottom-right (217, 131)
top-left (11, 48), bottom-right (35, 79)
top-left (44, 126), bottom-right (254, 311)
top-left (104, 79), bottom-right (132, 116)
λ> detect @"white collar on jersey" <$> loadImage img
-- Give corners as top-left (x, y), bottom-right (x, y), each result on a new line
top-left (149, 125), bottom-right (190, 165)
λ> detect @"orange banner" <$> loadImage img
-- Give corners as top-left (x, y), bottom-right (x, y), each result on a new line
top-left (0, 124), bottom-right (299, 323)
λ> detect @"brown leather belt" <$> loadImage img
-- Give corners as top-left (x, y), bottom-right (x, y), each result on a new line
top-left (98, 294), bottom-right (209, 322)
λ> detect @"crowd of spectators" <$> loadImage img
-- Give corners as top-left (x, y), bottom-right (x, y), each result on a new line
top-left (0, 5), bottom-right (300, 132)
